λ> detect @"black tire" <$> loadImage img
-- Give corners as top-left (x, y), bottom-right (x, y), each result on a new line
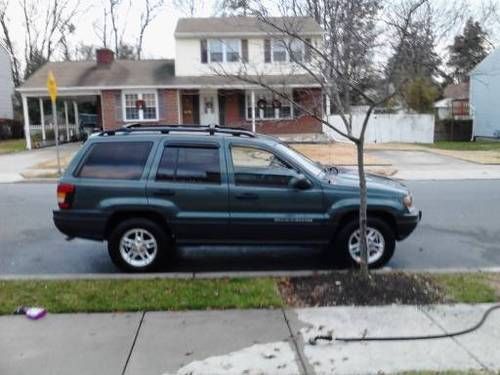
top-left (108, 218), bottom-right (170, 272)
top-left (330, 217), bottom-right (396, 269)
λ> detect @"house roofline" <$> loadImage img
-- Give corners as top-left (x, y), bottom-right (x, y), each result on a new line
top-left (17, 83), bottom-right (322, 95)
top-left (174, 31), bottom-right (324, 39)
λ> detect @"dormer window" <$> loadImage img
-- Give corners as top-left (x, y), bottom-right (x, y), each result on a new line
top-left (202, 39), bottom-right (242, 63)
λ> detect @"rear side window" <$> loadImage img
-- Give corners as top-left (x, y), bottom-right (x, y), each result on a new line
top-left (77, 142), bottom-right (153, 180)
top-left (156, 146), bottom-right (221, 184)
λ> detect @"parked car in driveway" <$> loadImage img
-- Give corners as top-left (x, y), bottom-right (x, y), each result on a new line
top-left (53, 124), bottom-right (421, 272)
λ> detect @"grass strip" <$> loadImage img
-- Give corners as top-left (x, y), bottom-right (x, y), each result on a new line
top-left (0, 139), bottom-right (26, 154)
top-left (431, 273), bottom-right (498, 304)
top-left (428, 141), bottom-right (500, 151)
top-left (0, 278), bottom-right (282, 315)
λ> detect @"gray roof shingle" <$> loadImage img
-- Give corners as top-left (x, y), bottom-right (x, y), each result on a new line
top-left (175, 16), bottom-right (323, 37)
top-left (18, 59), bottom-right (320, 91)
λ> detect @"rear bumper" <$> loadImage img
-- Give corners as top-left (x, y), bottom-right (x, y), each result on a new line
top-left (395, 210), bottom-right (422, 241)
top-left (53, 210), bottom-right (108, 241)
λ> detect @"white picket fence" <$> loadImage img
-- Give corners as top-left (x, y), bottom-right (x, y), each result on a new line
top-left (30, 123), bottom-right (79, 142)
top-left (323, 114), bottom-right (435, 144)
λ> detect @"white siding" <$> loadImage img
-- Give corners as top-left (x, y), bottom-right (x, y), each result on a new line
top-left (0, 46), bottom-right (14, 119)
top-left (471, 48), bottom-right (500, 138)
top-left (175, 37), bottom-right (319, 77)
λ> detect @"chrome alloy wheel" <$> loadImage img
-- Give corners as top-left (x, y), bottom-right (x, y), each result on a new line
top-left (119, 228), bottom-right (158, 268)
top-left (348, 227), bottom-right (386, 264)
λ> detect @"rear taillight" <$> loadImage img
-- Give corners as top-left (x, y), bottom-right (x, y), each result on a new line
top-left (57, 183), bottom-right (75, 209)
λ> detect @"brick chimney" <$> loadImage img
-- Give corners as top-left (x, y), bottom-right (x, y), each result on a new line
top-left (96, 48), bottom-right (114, 65)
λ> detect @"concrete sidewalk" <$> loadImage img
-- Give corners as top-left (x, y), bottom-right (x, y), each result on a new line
top-left (0, 143), bottom-right (79, 183)
top-left (1, 304), bottom-right (500, 375)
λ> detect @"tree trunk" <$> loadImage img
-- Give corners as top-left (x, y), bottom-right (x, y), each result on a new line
top-left (356, 140), bottom-right (369, 277)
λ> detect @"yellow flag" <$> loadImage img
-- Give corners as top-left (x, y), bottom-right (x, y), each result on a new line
top-left (47, 71), bottom-right (58, 104)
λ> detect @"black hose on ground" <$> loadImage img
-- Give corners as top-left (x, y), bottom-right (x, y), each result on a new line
top-left (308, 304), bottom-right (500, 345)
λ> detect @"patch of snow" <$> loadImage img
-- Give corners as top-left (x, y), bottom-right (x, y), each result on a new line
top-left (163, 341), bottom-right (300, 375)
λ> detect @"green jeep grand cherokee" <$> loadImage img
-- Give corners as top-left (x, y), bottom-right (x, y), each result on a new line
top-left (53, 124), bottom-right (421, 272)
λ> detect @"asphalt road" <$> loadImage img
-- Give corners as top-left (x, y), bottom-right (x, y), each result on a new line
top-left (1, 180), bottom-right (500, 275)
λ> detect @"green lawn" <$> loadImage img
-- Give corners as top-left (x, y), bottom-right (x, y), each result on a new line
top-left (0, 139), bottom-right (26, 154)
top-left (0, 273), bottom-right (498, 315)
top-left (432, 273), bottom-right (498, 304)
top-left (428, 141), bottom-right (500, 151)
top-left (0, 278), bottom-right (282, 314)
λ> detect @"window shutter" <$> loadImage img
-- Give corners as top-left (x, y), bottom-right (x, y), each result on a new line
top-left (264, 39), bottom-right (271, 63)
top-left (158, 90), bottom-right (165, 119)
top-left (239, 92), bottom-right (246, 119)
top-left (115, 92), bottom-right (122, 121)
top-left (241, 39), bottom-right (248, 63)
top-left (200, 39), bottom-right (208, 64)
top-left (305, 38), bottom-right (312, 62)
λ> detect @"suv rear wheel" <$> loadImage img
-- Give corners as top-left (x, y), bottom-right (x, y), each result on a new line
top-left (108, 218), bottom-right (169, 272)
top-left (332, 217), bottom-right (395, 269)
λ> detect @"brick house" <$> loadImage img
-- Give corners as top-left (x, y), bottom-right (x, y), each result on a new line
top-left (18, 16), bottom-right (324, 149)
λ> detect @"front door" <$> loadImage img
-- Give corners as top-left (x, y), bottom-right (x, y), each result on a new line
top-left (147, 139), bottom-right (228, 243)
top-left (199, 90), bottom-right (219, 125)
top-left (182, 95), bottom-right (200, 125)
top-left (226, 142), bottom-right (327, 244)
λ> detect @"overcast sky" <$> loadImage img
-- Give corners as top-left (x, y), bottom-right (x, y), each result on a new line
top-left (3, 0), bottom-right (499, 61)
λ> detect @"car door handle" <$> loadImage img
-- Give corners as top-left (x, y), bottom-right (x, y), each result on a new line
top-left (151, 189), bottom-right (176, 197)
top-left (235, 192), bottom-right (259, 200)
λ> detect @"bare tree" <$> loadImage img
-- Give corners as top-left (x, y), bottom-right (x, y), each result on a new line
top-left (18, 0), bottom-right (81, 78)
top-left (0, 0), bottom-right (21, 86)
top-left (109, 0), bottom-right (122, 55)
top-left (213, 0), bottom-right (428, 275)
top-left (137, 0), bottom-right (165, 60)
top-left (173, 0), bottom-right (199, 17)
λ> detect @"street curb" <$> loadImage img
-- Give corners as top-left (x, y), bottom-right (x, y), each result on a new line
top-left (2, 268), bottom-right (500, 281)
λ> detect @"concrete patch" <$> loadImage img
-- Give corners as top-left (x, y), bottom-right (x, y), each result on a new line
top-left (421, 304), bottom-right (500, 370)
top-left (0, 312), bottom-right (141, 375)
top-left (290, 306), bottom-right (481, 374)
top-left (370, 150), bottom-right (500, 180)
top-left (126, 309), bottom-right (300, 375)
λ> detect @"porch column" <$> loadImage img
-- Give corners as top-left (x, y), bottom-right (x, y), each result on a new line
top-left (325, 94), bottom-right (331, 117)
top-left (22, 95), bottom-right (32, 150)
top-left (39, 98), bottom-right (46, 141)
top-left (251, 89), bottom-right (256, 133)
top-left (73, 101), bottom-right (80, 135)
top-left (64, 101), bottom-right (70, 141)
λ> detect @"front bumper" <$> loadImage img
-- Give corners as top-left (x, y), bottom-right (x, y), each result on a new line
top-left (53, 210), bottom-right (108, 241)
top-left (395, 209), bottom-right (422, 241)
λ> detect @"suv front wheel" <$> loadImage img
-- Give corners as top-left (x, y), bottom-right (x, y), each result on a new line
top-left (333, 217), bottom-right (395, 269)
top-left (108, 218), bottom-right (168, 272)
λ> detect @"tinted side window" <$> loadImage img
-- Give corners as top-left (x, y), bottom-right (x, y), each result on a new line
top-left (78, 142), bottom-right (152, 180)
top-left (156, 146), bottom-right (221, 184)
top-left (231, 146), bottom-right (294, 187)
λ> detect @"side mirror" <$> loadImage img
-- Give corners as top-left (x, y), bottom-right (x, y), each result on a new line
top-left (289, 175), bottom-right (312, 190)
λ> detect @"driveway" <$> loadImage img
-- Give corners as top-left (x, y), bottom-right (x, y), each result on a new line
top-left (0, 143), bottom-right (80, 183)
top-left (369, 149), bottom-right (500, 180)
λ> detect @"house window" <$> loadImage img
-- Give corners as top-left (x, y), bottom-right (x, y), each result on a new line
top-left (270, 38), bottom-right (306, 63)
top-left (272, 40), bottom-right (287, 62)
top-left (207, 39), bottom-right (241, 63)
top-left (209, 39), bottom-right (224, 62)
top-left (245, 90), bottom-right (293, 121)
top-left (123, 92), bottom-right (158, 121)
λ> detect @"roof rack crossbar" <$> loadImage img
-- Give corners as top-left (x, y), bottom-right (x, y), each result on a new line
top-left (98, 124), bottom-right (256, 138)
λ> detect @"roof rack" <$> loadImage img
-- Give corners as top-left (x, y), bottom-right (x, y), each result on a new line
top-left (98, 123), bottom-right (256, 138)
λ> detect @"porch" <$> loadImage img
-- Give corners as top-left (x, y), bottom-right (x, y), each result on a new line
top-left (20, 92), bottom-right (100, 150)
top-left (178, 87), bottom-right (323, 134)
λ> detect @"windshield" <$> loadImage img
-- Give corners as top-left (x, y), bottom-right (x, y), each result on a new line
top-left (275, 143), bottom-right (326, 178)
